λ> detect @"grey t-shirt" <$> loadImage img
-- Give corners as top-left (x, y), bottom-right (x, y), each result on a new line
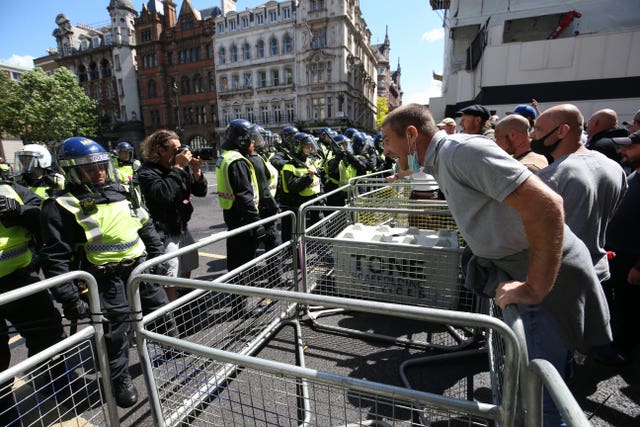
top-left (424, 131), bottom-right (531, 259)
top-left (536, 150), bottom-right (627, 281)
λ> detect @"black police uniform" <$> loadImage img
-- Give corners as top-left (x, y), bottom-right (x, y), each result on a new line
top-left (0, 181), bottom-right (65, 426)
top-left (40, 184), bottom-right (166, 404)
top-left (247, 153), bottom-right (281, 251)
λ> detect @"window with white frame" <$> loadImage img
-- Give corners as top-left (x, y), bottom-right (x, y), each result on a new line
top-left (261, 105), bottom-right (269, 123)
top-left (283, 34), bottom-right (292, 54)
top-left (273, 104), bottom-right (282, 123)
top-left (311, 96), bottom-right (326, 120)
top-left (241, 16), bottom-right (249, 28)
top-left (232, 74), bottom-right (239, 90)
top-left (256, 14), bottom-right (264, 25)
top-left (283, 7), bottom-right (291, 19)
top-left (256, 40), bottom-right (265, 58)
top-left (246, 106), bottom-right (255, 122)
top-left (286, 103), bottom-right (294, 122)
top-left (270, 38), bottom-right (279, 56)
top-left (218, 48), bottom-right (226, 64)
top-left (233, 107), bottom-right (241, 119)
top-left (242, 43), bottom-right (251, 60)
top-left (223, 109), bottom-right (230, 125)
top-left (220, 76), bottom-right (228, 92)
top-left (258, 71), bottom-right (267, 87)
top-left (244, 72), bottom-right (252, 88)
top-left (271, 69), bottom-right (280, 86)
top-left (217, 23), bottom-right (224, 33)
top-left (285, 68), bottom-right (293, 84)
top-left (230, 45), bottom-right (238, 62)
top-left (229, 20), bottom-right (236, 31)
top-left (269, 10), bottom-right (277, 22)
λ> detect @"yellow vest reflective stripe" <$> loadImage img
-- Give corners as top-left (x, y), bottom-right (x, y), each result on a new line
top-left (56, 195), bottom-right (146, 265)
top-left (281, 163), bottom-right (321, 197)
top-left (216, 150), bottom-right (259, 210)
top-left (27, 174), bottom-right (65, 199)
top-left (0, 185), bottom-right (32, 277)
top-left (263, 157), bottom-right (279, 198)
top-left (339, 161), bottom-right (357, 188)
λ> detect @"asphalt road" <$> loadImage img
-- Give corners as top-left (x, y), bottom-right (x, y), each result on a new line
top-left (7, 167), bottom-right (640, 426)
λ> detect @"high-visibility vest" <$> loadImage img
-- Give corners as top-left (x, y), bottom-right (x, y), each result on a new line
top-left (117, 160), bottom-right (140, 184)
top-left (339, 161), bottom-right (357, 188)
top-left (56, 194), bottom-right (147, 266)
top-left (0, 185), bottom-right (32, 278)
top-left (281, 162), bottom-right (321, 197)
top-left (261, 155), bottom-right (279, 198)
top-left (216, 150), bottom-right (259, 210)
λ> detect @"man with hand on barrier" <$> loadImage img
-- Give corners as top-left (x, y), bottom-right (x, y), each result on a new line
top-left (381, 103), bottom-right (612, 426)
top-left (0, 180), bottom-right (66, 426)
top-left (40, 136), bottom-right (170, 408)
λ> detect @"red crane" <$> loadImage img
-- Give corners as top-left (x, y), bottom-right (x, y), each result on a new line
top-left (547, 10), bottom-right (582, 39)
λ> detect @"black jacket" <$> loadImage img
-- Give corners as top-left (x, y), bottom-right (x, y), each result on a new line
top-left (222, 153), bottom-right (261, 229)
top-left (136, 162), bottom-right (207, 235)
top-left (1, 181), bottom-right (42, 243)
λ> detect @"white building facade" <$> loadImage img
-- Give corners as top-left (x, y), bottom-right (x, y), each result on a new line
top-left (214, 0), bottom-right (377, 134)
top-left (428, 0), bottom-right (640, 123)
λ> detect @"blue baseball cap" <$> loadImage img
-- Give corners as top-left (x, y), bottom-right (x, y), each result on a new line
top-left (513, 105), bottom-right (537, 120)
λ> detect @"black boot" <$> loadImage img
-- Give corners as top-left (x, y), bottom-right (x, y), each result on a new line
top-left (113, 374), bottom-right (138, 408)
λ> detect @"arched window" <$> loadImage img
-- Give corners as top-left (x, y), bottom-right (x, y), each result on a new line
top-left (100, 58), bottom-right (112, 77)
top-left (192, 74), bottom-right (203, 93)
top-left (270, 38), bottom-right (279, 56)
top-left (242, 43), bottom-right (251, 60)
top-left (181, 76), bottom-right (191, 95)
top-left (218, 47), bottom-right (226, 64)
top-left (283, 34), bottom-right (292, 54)
top-left (230, 45), bottom-right (238, 62)
top-left (78, 65), bottom-right (88, 82)
top-left (147, 79), bottom-right (157, 97)
top-left (256, 40), bottom-right (265, 58)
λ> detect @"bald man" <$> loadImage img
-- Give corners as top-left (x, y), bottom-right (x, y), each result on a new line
top-left (533, 104), bottom-right (627, 282)
top-left (494, 114), bottom-right (548, 172)
top-left (586, 108), bottom-right (629, 164)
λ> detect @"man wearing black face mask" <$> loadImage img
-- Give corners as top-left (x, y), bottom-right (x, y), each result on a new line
top-left (533, 105), bottom-right (627, 370)
top-left (534, 104), bottom-right (627, 284)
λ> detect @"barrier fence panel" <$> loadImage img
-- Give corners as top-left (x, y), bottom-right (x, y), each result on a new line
top-left (0, 271), bottom-right (118, 426)
top-left (127, 213), bottom-right (300, 425)
top-left (127, 278), bottom-right (522, 427)
top-left (299, 203), bottom-right (477, 352)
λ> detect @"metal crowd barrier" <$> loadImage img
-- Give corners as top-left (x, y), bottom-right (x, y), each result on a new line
top-left (127, 271), bottom-right (523, 426)
top-left (0, 271), bottom-right (118, 426)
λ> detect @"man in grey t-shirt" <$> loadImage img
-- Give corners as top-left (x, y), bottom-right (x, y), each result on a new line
top-left (381, 103), bottom-right (611, 426)
top-left (534, 104), bottom-right (627, 282)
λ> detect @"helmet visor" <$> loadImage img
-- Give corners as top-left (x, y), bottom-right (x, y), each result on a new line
top-left (15, 151), bottom-right (43, 174)
top-left (59, 152), bottom-right (119, 186)
top-left (248, 126), bottom-right (265, 149)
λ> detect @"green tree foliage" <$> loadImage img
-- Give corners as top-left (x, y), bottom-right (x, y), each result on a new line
top-left (376, 96), bottom-right (389, 129)
top-left (0, 67), bottom-right (98, 144)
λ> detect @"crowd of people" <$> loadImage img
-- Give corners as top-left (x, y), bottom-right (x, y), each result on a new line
top-left (0, 98), bottom-right (639, 425)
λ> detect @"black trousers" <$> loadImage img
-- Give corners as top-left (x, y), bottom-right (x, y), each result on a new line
top-left (603, 252), bottom-right (640, 353)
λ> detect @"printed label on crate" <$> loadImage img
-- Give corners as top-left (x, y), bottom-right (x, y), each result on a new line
top-left (332, 224), bottom-right (460, 308)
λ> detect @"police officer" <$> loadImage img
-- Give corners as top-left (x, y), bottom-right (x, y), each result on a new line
top-left (324, 134), bottom-right (358, 206)
top-left (40, 136), bottom-right (168, 408)
top-left (0, 180), bottom-right (66, 425)
top-left (247, 126), bottom-right (281, 252)
top-left (14, 144), bottom-right (65, 198)
top-left (216, 120), bottom-right (266, 310)
top-left (114, 141), bottom-right (141, 185)
top-left (279, 132), bottom-right (323, 242)
top-left (0, 157), bottom-right (11, 180)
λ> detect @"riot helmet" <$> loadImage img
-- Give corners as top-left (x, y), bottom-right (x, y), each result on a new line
top-left (57, 136), bottom-right (119, 187)
top-left (333, 134), bottom-right (353, 154)
top-left (351, 132), bottom-right (371, 155)
top-left (280, 126), bottom-right (299, 149)
top-left (344, 127), bottom-right (359, 139)
top-left (116, 141), bottom-right (135, 163)
top-left (292, 132), bottom-right (319, 159)
top-left (15, 144), bottom-right (52, 174)
top-left (224, 119), bottom-right (265, 151)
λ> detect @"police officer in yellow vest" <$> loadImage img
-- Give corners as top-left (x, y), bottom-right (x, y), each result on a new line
top-left (115, 141), bottom-right (141, 185)
top-left (40, 137), bottom-right (168, 408)
top-left (247, 126), bottom-right (281, 252)
top-left (324, 134), bottom-right (358, 206)
top-left (279, 132), bottom-right (323, 242)
top-left (14, 144), bottom-right (65, 199)
top-left (216, 120), bottom-right (265, 280)
top-left (0, 180), bottom-right (66, 426)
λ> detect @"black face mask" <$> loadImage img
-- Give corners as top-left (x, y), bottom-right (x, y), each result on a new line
top-left (530, 125), bottom-right (561, 157)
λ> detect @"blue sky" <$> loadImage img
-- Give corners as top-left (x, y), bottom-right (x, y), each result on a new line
top-left (1, 0), bottom-right (445, 104)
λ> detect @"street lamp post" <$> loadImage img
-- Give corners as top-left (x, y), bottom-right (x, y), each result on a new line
top-left (172, 81), bottom-right (182, 137)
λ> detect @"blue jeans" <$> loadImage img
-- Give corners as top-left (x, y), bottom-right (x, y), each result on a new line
top-left (518, 304), bottom-right (568, 427)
